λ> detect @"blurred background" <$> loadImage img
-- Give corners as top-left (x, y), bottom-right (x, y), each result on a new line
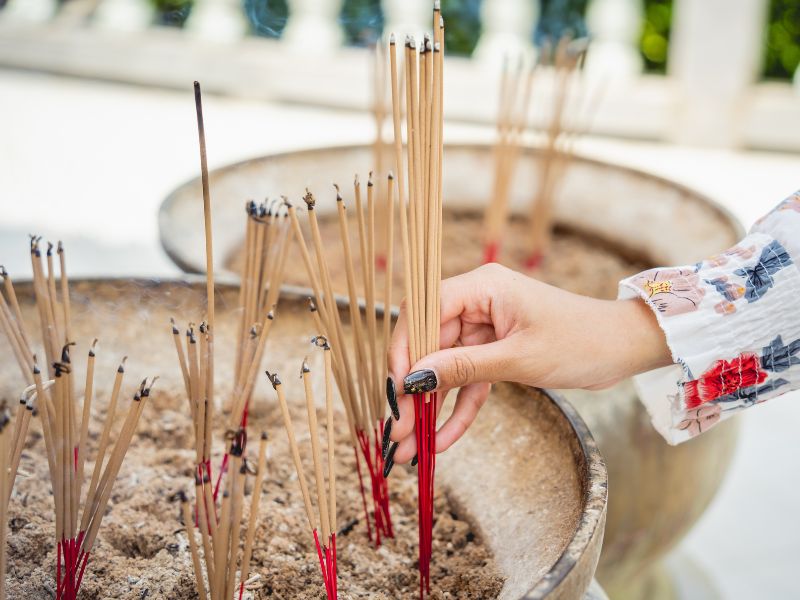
top-left (0, 1), bottom-right (799, 599)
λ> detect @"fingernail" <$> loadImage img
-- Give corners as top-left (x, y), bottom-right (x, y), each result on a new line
top-left (383, 442), bottom-right (399, 478)
top-left (381, 418), bottom-right (393, 460)
top-left (403, 369), bottom-right (437, 394)
top-left (386, 377), bottom-right (400, 420)
top-left (411, 455), bottom-right (418, 467)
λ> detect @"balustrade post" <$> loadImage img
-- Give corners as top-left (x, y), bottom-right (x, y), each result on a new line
top-left (668, 0), bottom-right (769, 147)
top-left (381, 0), bottom-right (429, 41)
top-left (93, 0), bottom-right (153, 31)
top-left (585, 0), bottom-right (642, 78)
top-left (186, 0), bottom-right (249, 42)
top-left (473, 0), bottom-right (536, 67)
top-left (0, 0), bottom-right (57, 23)
top-left (283, 0), bottom-right (344, 51)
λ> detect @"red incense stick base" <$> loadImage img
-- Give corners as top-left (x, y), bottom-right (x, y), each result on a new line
top-left (414, 392), bottom-right (437, 598)
top-left (313, 530), bottom-right (338, 599)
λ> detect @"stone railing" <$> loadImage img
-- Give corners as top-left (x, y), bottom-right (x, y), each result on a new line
top-left (1, 0), bottom-right (798, 151)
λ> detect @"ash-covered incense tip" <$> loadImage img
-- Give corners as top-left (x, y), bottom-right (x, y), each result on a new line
top-left (434, 42), bottom-right (441, 52)
top-left (308, 298), bottom-right (317, 312)
top-left (57, 240), bottom-right (64, 253)
top-left (388, 171), bottom-right (394, 180)
top-left (33, 364), bottom-right (40, 375)
top-left (434, 0), bottom-right (441, 10)
top-left (303, 190), bottom-right (316, 210)
top-left (390, 32), bottom-right (396, 44)
top-left (0, 402), bottom-right (10, 431)
top-left (47, 242), bottom-right (53, 256)
top-left (0, 265), bottom-right (7, 278)
top-left (267, 310), bottom-right (275, 321)
top-left (353, 174), bottom-right (359, 187)
top-left (282, 195), bottom-right (292, 209)
top-left (266, 370), bottom-right (281, 389)
top-left (301, 359), bottom-right (310, 374)
top-left (368, 172), bottom-right (374, 187)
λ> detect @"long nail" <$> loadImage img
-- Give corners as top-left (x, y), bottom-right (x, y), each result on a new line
top-left (386, 377), bottom-right (400, 420)
top-left (381, 419), bottom-right (393, 460)
top-left (383, 442), bottom-right (399, 478)
top-left (411, 455), bottom-right (418, 467)
top-left (403, 369), bottom-right (437, 394)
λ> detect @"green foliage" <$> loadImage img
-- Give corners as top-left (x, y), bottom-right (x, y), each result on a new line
top-left (244, 0), bottom-right (289, 38)
top-left (764, 0), bottom-right (800, 80)
top-left (640, 0), bottom-right (671, 73)
top-left (149, 0), bottom-right (192, 27)
top-left (440, 0), bottom-right (482, 56)
top-left (339, 0), bottom-right (384, 46)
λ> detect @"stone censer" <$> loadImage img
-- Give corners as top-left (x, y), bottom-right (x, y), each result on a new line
top-left (159, 142), bottom-right (743, 599)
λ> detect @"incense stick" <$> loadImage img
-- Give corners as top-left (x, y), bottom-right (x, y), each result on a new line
top-left (388, 3), bottom-right (445, 594)
top-left (267, 340), bottom-right (338, 599)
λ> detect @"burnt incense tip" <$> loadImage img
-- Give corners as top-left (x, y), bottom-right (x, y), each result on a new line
top-left (260, 431), bottom-right (268, 441)
top-left (303, 190), bottom-right (316, 210)
top-left (193, 80), bottom-right (200, 89)
top-left (57, 240), bottom-right (64, 254)
top-left (32, 364), bottom-right (40, 375)
top-left (266, 370), bottom-right (281, 389)
top-left (0, 265), bottom-right (7, 278)
top-left (61, 342), bottom-right (75, 364)
top-left (368, 172), bottom-right (374, 187)
top-left (390, 32), bottom-right (396, 44)
top-left (301, 359), bottom-right (310, 375)
top-left (388, 171), bottom-right (394, 180)
top-left (353, 174), bottom-right (359, 187)
top-left (0, 402), bottom-right (10, 431)
top-left (308, 297), bottom-right (317, 312)
top-left (434, 41), bottom-right (441, 52)
top-left (46, 241), bottom-right (54, 257)
top-left (434, 0), bottom-right (441, 10)
top-left (177, 490), bottom-right (188, 503)
top-left (267, 309), bottom-right (275, 321)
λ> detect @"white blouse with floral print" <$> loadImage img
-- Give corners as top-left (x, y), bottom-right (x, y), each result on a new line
top-left (619, 190), bottom-right (800, 445)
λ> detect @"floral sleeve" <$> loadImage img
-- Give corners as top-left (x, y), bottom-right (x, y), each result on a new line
top-left (618, 190), bottom-right (800, 445)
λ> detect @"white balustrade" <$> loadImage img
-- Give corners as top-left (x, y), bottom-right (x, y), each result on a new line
top-left (93, 0), bottom-right (153, 31)
top-left (283, 0), bottom-right (344, 51)
top-left (668, 0), bottom-right (769, 147)
top-left (186, 0), bottom-right (250, 42)
top-left (585, 0), bottom-right (643, 78)
top-left (0, 0), bottom-right (58, 23)
top-left (473, 0), bottom-right (536, 67)
top-left (382, 0), bottom-right (430, 42)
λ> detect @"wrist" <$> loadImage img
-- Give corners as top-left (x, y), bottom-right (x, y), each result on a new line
top-left (612, 298), bottom-right (672, 378)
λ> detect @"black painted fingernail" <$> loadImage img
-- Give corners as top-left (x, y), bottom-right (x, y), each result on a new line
top-left (403, 369), bottom-right (437, 394)
top-left (411, 455), bottom-right (418, 467)
top-left (383, 442), bottom-right (398, 478)
top-left (381, 418), bottom-right (393, 460)
top-left (386, 377), bottom-right (400, 420)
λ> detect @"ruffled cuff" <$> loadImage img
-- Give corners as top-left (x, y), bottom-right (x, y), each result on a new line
top-left (619, 230), bottom-right (800, 445)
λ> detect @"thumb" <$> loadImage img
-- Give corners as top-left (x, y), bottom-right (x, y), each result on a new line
top-left (403, 338), bottom-right (519, 393)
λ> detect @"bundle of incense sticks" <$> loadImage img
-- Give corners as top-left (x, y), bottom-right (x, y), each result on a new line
top-left (525, 38), bottom-right (589, 269)
top-left (267, 340), bottom-right (338, 598)
top-left (388, 2), bottom-right (445, 596)
top-left (0, 243), bottom-right (153, 600)
top-left (288, 175), bottom-right (396, 547)
top-left (482, 55), bottom-right (538, 264)
top-left (180, 431), bottom-right (269, 600)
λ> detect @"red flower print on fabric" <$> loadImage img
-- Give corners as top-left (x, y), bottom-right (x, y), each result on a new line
top-left (630, 268), bottom-right (706, 316)
top-left (677, 404), bottom-right (722, 437)
top-left (684, 353), bottom-right (767, 409)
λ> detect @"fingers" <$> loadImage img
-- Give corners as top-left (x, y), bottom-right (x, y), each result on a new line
top-left (391, 390), bottom-right (448, 464)
top-left (403, 337), bottom-right (519, 394)
top-left (435, 382), bottom-right (491, 454)
top-left (387, 299), bottom-right (411, 398)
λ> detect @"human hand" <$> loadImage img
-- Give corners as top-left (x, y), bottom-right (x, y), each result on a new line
top-left (383, 263), bottom-right (670, 467)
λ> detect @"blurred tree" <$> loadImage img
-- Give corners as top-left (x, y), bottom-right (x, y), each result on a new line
top-left (440, 0), bottom-right (482, 56)
top-left (245, 0), bottom-right (289, 38)
top-left (340, 0), bottom-right (384, 46)
top-left (640, 0), bottom-right (671, 73)
top-left (150, 0), bottom-right (193, 27)
top-left (763, 0), bottom-right (800, 80)
top-left (535, 0), bottom-right (588, 48)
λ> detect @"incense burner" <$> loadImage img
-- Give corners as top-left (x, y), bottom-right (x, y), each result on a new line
top-left (0, 278), bottom-right (607, 599)
top-left (159, 142), bottom-right (743, 600)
